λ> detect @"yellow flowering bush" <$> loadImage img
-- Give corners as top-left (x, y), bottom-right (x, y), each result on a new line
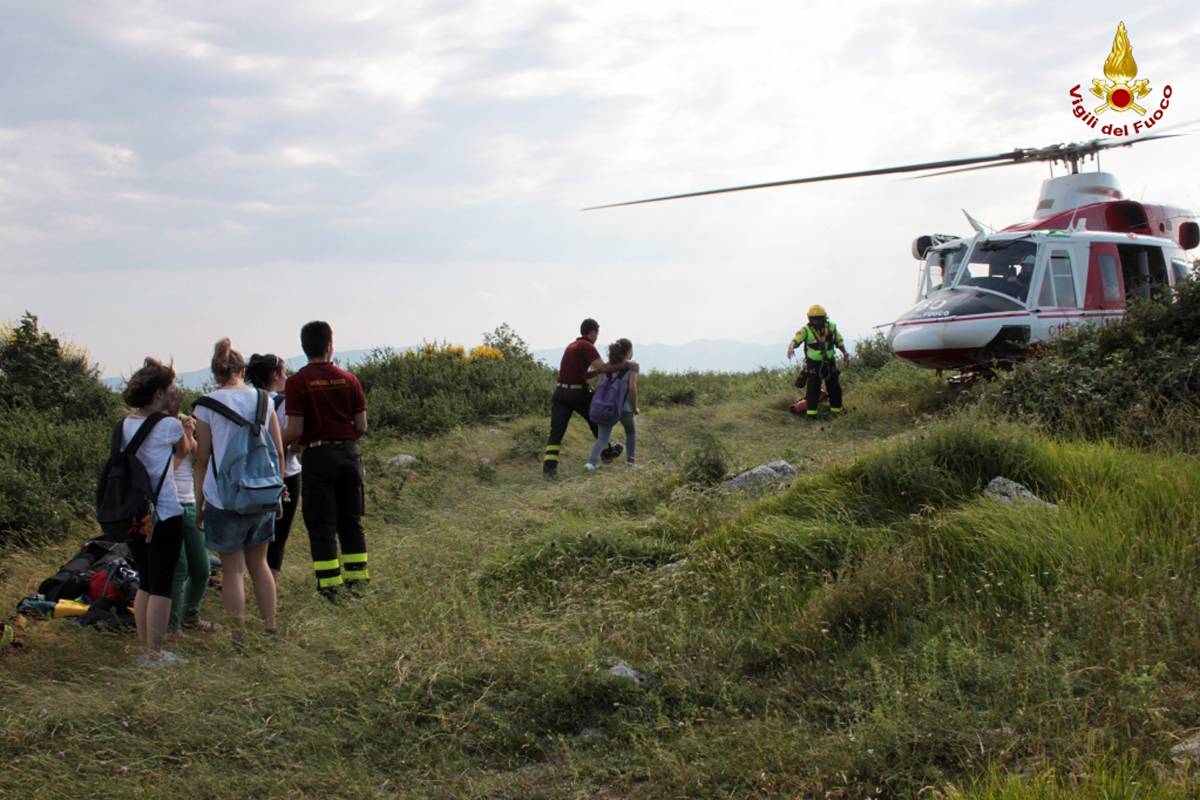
top-left (468, 345), bottom-right (504, 362)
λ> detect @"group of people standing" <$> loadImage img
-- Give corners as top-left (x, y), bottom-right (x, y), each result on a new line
top-left (115, 321), bottom-right (369, 666)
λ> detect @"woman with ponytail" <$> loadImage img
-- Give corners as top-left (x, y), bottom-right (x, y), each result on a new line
top-left (246, 353), bottom-right (302, 577)
top-left (192, 339), bottom-right (282, 640)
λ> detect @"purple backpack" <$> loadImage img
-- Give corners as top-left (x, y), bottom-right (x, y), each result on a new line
top-left (588, 370), bottom-right (628, 426)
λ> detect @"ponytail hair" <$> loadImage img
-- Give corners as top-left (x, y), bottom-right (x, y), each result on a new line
top-left (211, 338), bottom-right (245, 385)
top-left (607, 338), bottom-right (633, 364)
top-left (245, 353), bottom-right (284, 389)
top-left (122, 357), bottom-right (176, 408)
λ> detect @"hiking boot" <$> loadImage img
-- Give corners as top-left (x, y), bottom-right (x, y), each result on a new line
top-left (601, 442), bottom-right (623, 463)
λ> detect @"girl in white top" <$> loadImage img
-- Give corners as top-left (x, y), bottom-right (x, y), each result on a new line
top-left (192, 339), bottom-right (283, 639)
top-left (246, 353), bottom-right (303, 577)
top-left (119, 358), bottom-right (187, 666)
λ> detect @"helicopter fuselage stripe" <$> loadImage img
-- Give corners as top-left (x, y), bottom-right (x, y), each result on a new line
top-left (894, 310), bottom-right (1123, 327)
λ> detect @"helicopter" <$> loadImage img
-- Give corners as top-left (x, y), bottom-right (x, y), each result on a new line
top-left (586, 134), bottom-right (1199, 372)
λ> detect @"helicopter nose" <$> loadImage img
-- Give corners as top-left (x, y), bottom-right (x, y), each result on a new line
top-left (889, 321), bottom-right (945, 360)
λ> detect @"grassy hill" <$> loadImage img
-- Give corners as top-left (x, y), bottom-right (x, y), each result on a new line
top-left (4, 350), bottom-right (1200, 799)
top-left (2, 359), bottom-right (1200, 796)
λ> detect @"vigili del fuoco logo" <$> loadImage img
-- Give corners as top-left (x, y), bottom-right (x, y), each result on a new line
top-left (1069, 21), bottom-right (1173, 137)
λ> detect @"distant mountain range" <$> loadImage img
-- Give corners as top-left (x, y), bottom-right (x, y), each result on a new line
top-left (102, 339), bottom-right (792, 390)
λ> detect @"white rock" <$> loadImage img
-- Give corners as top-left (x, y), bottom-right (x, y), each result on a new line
top-left (726, 460), bottom-right (799, 491)
top-left (1171, 734), bottom-right (1200, 763)
top-left (385, 454), bottom-right (418, 473)
top-left (607, 662), bottom-right (651, 688)
top-left (983, 477), bottom-right (1056, 508)
top-left (659, 559), bottom-right (688, 574)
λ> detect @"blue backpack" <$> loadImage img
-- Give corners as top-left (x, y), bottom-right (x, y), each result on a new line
top-left (193, 390), bottom-right (284, 514)
top-left (589, 369), bottom-right (628, 426)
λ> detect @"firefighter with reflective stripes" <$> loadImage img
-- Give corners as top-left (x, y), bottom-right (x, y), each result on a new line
top-left (787, 304), bottom-right (850, 418)
top-left (282, 321), bottom-right (370, 598)
top-left (543, 318), bottom-right (631, 476)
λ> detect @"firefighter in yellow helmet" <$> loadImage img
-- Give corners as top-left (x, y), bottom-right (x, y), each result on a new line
top-left (787, 304), bottom-right (850, 418)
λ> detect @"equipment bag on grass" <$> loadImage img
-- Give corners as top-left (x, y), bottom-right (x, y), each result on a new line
top-left (38, 539), bottom-right (134, 601)
top-left (193, 389), bottom-right (284, 514)
top-left (589, 369), bottom-right (629, 427)
top-left (95, 413), bottom-right (171, 542)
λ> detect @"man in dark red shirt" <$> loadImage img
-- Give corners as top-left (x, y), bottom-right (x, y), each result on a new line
top-left (282, 321), bottom-right (370, 598)
top-left (543, 318), bottom-right (631, 476)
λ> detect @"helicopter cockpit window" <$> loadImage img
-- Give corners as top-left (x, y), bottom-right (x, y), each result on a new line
top-left (922, 246), bottom-right (966, 295)
top-left (1171, 258), bottom-right (1191, 284)
top-left (957, 239), bottom-right (1037, 302)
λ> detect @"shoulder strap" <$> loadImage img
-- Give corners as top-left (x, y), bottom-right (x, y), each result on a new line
top-left (273, 392), bottom-right (285, 411)
top-left (124, 413), bottom-right (167, 456)
top-left (193, 396), bottom-right (249, 427)
top-left (109, 420), bottom-right (125, 458)
top-left (255, 389), bottom-right (269, 431)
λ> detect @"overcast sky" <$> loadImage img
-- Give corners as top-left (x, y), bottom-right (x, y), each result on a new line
top-left (2, 1), bottom-right (1198, 377)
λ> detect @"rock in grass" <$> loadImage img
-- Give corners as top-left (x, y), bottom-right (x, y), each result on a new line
top-left (607, 661), bottom-right (652, 688)
top-left (983, 477), bottom-right (1056, 508)
top-left (385, 454), bottom-right (418, 473)
top-left (726, 460), bottom-right (798, 492)
top-left (1171, 734), bottom-right (1200, 763)
top-left (659, 559), bottom-right (688, 574)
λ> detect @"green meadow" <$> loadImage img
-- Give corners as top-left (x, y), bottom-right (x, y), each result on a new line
top-left (3, 315), bottom-right (1200, 799)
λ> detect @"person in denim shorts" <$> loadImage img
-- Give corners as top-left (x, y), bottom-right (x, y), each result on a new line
top-left (193, 338), bottom-right (283, 639)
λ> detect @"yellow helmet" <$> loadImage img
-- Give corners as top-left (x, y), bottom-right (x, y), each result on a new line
top-left (807, 304), bottom-right (827, 318)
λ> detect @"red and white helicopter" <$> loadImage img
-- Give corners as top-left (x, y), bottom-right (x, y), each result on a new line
top-left (588, 135), bottom-right (1198, 372)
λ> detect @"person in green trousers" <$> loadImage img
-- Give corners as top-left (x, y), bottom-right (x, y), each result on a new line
top-left (167, 387), bottom-right (215, 632)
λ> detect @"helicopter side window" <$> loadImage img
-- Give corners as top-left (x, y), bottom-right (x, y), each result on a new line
top-left (958, 240), bottom-right (1037, 302)
top-left (1098, 255), bottom-right (1122, 302)
top-left (1048, 251), bottom-right (1078, 307)
top-left (1171, 258), bottom-right (1191, 284)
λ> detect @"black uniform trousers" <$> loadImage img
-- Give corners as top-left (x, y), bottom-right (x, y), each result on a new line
top-left (543, 386), bottom-right (599, 473)
top-left (300, 442), bottom-right (368, 593)
top-left (805, 360), bottom-right (843, 415)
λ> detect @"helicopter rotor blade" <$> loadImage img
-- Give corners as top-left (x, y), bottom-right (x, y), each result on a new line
top-left (582, 150), bottom-right (1028, 210)
top-left (584, 129), bottom-right (1195, 211)
top-left (907, 161), bottom-right (1021, 180)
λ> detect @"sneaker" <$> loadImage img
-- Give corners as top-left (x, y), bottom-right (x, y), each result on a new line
top-left (181, 618), bottom-right (217, 632)
top-left (584, 462), bottom-right (597, 472)
top-left (626, 461), bottom-right (638, 469)
top-left (138, 650), bottom-right (189, 668)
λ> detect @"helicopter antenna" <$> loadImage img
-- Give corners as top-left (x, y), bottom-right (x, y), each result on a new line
top-left (962, 209), bottom-right (987, 236)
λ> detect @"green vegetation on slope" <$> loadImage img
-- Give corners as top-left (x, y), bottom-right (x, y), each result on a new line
top-left (3, 313), bottom-right (1200, 798)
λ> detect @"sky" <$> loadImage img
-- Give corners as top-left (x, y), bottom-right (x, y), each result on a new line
top-left (1, 0), bottom-right (1198, 378)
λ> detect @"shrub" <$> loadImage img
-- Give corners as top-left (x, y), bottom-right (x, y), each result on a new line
top-left (0, 312), bottom-right (119, 423)
top-left (682, 430), bottom-right (729, 485)
top-left (992, 278), bottom-right (1200, 443)
top-left (356, 325), bottom-right (553, 436)
top-left (848, 331), bottom-right (894, 371)
top-left (0, 314), bottom-right (122, 546)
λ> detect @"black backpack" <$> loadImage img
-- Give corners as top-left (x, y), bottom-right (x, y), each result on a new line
top-left (37, 539), bottom-right (134, 601)
top-left (95, 413), bottom-right (171, 542)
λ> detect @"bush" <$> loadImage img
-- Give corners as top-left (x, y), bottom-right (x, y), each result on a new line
top-left (992, 278), bottom-right (1200, 443)
top-left (0, 314), bottom-right (121, 546)
top-left (0, 312), bottom-right (119, 423)
top-left (356, 325), bottom-right (554, 436)
top-left (848, 331), bottom-right (894, 371)
top-left (682, 430), bottom-right (729, 485)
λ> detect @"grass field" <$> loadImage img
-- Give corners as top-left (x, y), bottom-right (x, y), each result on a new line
top-left (3, 364), bottom-right (1200, 799)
